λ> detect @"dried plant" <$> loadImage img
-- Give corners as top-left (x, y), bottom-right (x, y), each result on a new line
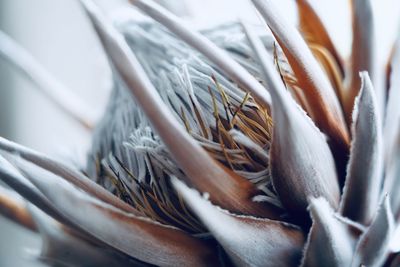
top-left (0, 0), bottom-right (399, 266)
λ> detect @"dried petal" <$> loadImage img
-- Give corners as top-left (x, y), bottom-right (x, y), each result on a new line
top-left (0, 136), bottom-right (138, 215)
top-left (0, 185), bottom-right (36, 231)
top-left (29, 206), bottom-right (140, 267)
top-left (251, 0), bottom-right (350, 157)
top-left (297, 0), bottom-right (344, 76)
top-left (301, 198), bottom-right (362, 267)
top-left (340, 72), bottom-right (383, 225)
top-left (307, 43), bottom-right (346, 107)
top-left (296, 0), bottom-right (346, 106)
top-left (242, 24), bottom-right (340, 221)
top-left (351, 196), bottom-right (395, 267)
top-left (172, 177), bottom-right (304, 267)
top-left (80, 0), bottom-right (281, 219)
top-left (0, 155), bottom-right (64, 222)
top-left (15, 158), bottom-right (219, 267)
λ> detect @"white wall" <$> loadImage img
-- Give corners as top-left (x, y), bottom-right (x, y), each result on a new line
top-left (0, 0), bottom-right (110, 265)
top-left (0, 0), bottom-right (111, 161)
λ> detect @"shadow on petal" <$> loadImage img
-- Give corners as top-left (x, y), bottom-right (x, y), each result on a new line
top-left (301, 198), bottom-right (362, 267)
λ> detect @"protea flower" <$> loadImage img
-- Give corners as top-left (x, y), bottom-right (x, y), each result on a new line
top-left (0, 0), bottom-right (399, 266)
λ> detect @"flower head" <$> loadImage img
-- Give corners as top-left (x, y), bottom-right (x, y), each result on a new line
top-left (0, 0), bottom-right (399, 266)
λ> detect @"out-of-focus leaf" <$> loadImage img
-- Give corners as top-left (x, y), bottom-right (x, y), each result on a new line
top-left (340, 72), bottom-right (383, 225)
top-left (0, 31), bottom-right (96, 129)
top-left (172, 177), bottom-right (304, 267)
top-left (0, 185), bottom-right (37, 231)
top-left (345, 0), bottom-right (378, 120)
top-left (384, 41), bottom-right (400, 192)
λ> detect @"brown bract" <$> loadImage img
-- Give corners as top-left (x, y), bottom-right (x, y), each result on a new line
top-left (251, 0), bottom-right (350, 159)
top-left (172, 177), bottom-right (305, 267)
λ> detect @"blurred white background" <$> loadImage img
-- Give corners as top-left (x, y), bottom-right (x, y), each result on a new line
top-left (0, 0), bottom-right (399, 266)
top-left (0, 1), bottom-right (111, 266)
